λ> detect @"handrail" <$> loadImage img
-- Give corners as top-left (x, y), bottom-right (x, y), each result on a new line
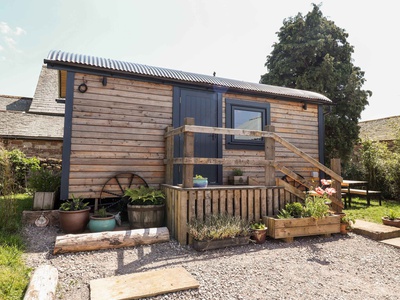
top-left (165, 124), bottom-right (342, 183)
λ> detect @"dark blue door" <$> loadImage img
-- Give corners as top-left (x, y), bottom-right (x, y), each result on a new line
top-left (173, 88), bottom-right (222, 185)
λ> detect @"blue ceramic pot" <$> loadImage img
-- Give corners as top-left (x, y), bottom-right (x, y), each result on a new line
top-left (88, 214), bottom-right (116, 232)
top-left (193, 178), bottom-right (208, 187)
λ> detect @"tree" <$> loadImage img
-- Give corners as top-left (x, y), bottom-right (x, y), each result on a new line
top-left (260, 4), bottom-right (371, 165)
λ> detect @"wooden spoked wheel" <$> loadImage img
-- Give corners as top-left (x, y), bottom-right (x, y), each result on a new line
top-left (97, 172), bottom-right (148, 211)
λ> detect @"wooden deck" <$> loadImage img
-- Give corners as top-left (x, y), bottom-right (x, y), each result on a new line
top-left (163, 184), bottom-right (294, 245)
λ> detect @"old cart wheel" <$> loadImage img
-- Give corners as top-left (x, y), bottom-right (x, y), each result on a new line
top-left (98, 172), bottom-right (148, 212)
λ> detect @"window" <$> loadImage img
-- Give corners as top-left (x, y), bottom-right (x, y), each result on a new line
top-left (225, 98), bottom-right (270, 150)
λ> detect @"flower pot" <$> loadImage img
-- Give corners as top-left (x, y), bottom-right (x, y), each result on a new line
top-left (228, 176), bottom-right (248, 185)
top-left (192, 236), bottom-right (250, 251)
top-left (88, 214), bottom-right (116, 232)
top-left (193, 178), bottom-right (208, 187)
top-left (127, 204), bottom-right (165, 229)
top-left (340, 223), bottom-right (349, 234)
top-left (59, 207), bottom-right (90, 234)
top-left (382, 217), bottom-right (400, 227)
top-left (251, 228), bottom-right (267, 244)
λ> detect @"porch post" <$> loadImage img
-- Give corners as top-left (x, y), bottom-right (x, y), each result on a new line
top-left (183, 118), bottom-right (195, 188)
top-left (330, 158), bottom-right (342, 213)
top-left (165, 126), bottom-right (174, 185)
top-left (264, 125), bottom-right (276, 186)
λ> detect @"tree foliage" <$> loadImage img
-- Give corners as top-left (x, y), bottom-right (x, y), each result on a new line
top-left (260, 4), bottom-right (371, 164)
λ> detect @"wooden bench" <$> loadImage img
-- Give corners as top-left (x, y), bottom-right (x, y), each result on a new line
top-left (341, 188), bottom-right (382, 206)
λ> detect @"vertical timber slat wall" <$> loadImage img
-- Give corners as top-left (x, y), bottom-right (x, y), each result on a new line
top-left (164, 185), bottom-right (286, 245)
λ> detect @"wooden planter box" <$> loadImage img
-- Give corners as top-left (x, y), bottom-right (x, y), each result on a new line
top-left (192, 236), bottom-right (250, 252)
top-left (263, 215), bottom-right (340, 242)
top-left (382, 217), bottom-right (400, 227)
top-left (33, 192), bottom-right (56, 210)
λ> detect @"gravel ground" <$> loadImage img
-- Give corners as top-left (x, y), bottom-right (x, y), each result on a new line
top-left (22, 225), bottom-right (400, 300)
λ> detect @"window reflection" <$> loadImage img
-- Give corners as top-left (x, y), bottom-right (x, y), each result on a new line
top-left (234, 109), bottom-right (262, 140)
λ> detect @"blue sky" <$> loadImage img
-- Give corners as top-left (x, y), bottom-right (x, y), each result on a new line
top-left (0, 0), bottom-right (398, 121)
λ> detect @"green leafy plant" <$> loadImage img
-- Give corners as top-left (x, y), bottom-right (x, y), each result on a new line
top-left (6, 149), bottom-right (40, 192)
top-left (27, 168), bottom-right (61, 193)
top-left (124, 186), bottom-right (165, 205)
top-left (341, 214), bottom-right (356, 224)
top-left (284, 202), bottom-right (303, 218)
top-left (188, 214), bottom-right (250, 241)
top-left (250, 221), bottom-right (266, 230)
top-left (194, 174), bottom-right (205, 179)
top-left (232, 168), bottom-right (243, 176)
top-left (94, 207), bottom-right (108, 218)
top-left (385, 210), bottom-right (399, 220)
top-left (302, 196), bottom-right (330, 219)
top-left (59, 194), bottom-right (89, 211)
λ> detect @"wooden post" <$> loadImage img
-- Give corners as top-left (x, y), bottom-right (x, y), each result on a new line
top-left (264, 125), bottom-right (276, 186)
top-left (165, 126), bottom-right (174, 185)
top-left (330, 158), bottom-right (342, 213)
top-left (183, 118), bottom-right (195, 188)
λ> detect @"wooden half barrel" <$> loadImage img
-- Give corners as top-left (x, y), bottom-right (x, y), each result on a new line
top-left (127, 204), bottom-right (165, 229)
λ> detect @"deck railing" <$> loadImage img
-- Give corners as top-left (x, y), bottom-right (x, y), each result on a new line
top-left (163, 117), bottom-right (343, 244)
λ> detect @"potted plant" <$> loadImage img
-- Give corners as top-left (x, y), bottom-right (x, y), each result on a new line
top-left (28, 168), bottom-right (61, 210)
top-left (188, 214), bottom-right (250, 251)
top-left (228, 168), bottom-right (248, 185)
top-left (340, 214), bottom-right (356, 234)
top-left (193, 174), bottom-right (208, 187)
top-left (58, 195), bottom-right (90, 234)
top-left (382, 210), bottom-right (400, 227)
top-left (88, 207), bottom-right (116, 232)
top-left (250, 221), bottom-right (267, 244)
top-left (124, 186), bottom-right (165, 229)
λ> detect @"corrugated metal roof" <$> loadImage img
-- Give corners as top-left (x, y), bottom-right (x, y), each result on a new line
top-left (45, 50), bottom-right (332, 103)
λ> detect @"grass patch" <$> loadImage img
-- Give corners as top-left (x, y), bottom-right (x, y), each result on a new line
top-left (0, 194), bottom-right (33, 300)
top-left (343, 197), bottom-right (400, 224)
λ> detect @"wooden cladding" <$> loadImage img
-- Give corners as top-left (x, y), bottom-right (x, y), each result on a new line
top-left (164, 185), bottom-right (292, 245)
top-left (68, 74), bottom-right (173, 198)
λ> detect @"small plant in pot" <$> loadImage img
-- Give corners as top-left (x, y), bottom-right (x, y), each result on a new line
top-left (228, 168), bottom-right (248, 185)
top-left (124, 186), bottom-right (165, 229)
top-left (340, 214), bottom-right (356, 234)
top-left (193, 174), bottom-right (208, 187)
top-left (382, 210), bottom-right (400, 227)
top-left (250, 221), bottom-right (267, 244)
top-left (58, 195), bottom-right (90, 234)
top-left (88, 207), bottom-right (116, 232)
top-left (28, 168), bottom-right (61, 210)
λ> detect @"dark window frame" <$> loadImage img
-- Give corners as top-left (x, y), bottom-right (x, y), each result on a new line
top-left (225, 98), bottom-right (270, 150)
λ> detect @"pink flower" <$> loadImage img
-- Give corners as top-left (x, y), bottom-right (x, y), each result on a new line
top-left (325, 187), bottom-right (336, 196)
top-left (315, 187), bottom-right (325, 196)
top-left (321, 179), bottom-right (331, 186)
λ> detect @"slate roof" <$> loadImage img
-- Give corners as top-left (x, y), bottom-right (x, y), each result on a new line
top-left (359, 116), bottom-right (400, 141)
top-left (0, 94), bottom-right (64, 140)
top-left (45, 50), bottom-right (332, 104)
top-left (29, 65), bottom-right (65, 115)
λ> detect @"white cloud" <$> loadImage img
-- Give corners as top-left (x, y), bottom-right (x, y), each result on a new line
top-left (0, 21), bottom-right (26, 54)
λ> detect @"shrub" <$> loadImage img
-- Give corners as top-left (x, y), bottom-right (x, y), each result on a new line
top-left (188, 214), bottom-right (250, 241)
top-left (6, 149), bottom-right (40, 192)
top-left (27, 168), bottom-right (61, 193)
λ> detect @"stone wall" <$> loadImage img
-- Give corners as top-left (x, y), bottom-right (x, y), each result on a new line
top-left (0, 138), bottom-right (63, 160)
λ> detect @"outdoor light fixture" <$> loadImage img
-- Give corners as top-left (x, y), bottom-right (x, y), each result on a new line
top-left (302, 102), bottom-right (307, 110)
top-left (102, 76), bottom-right (107, 86)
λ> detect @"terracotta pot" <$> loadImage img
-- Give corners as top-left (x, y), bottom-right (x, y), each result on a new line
top-left (251, 229), bottom-right (267, 244)
top-left (59, 207), bottom-right (90, 234)
top-left (340, 223), bottom-right (349, 234)
top-left (382, 217), bottom-right (400, 227)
